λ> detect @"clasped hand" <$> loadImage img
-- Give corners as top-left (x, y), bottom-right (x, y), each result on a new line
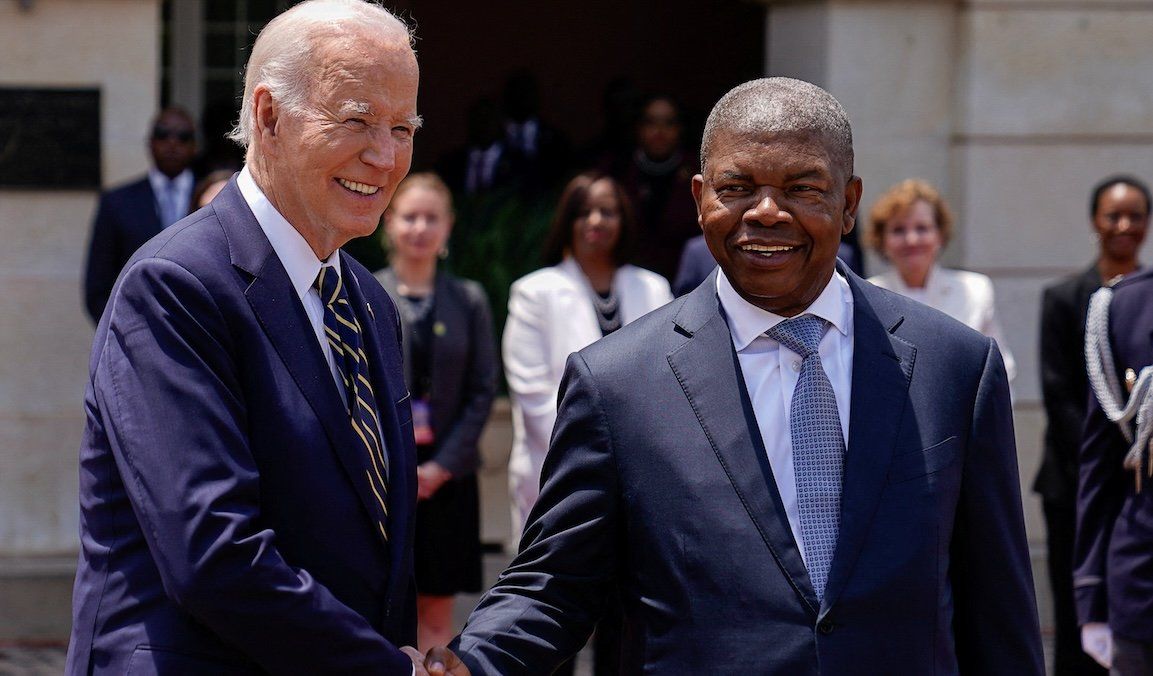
top-left (400, 645), bottom-right (470, 675)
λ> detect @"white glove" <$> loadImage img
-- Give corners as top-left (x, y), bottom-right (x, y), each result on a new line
top-left (1081, 622), bottom-right (1114, 669)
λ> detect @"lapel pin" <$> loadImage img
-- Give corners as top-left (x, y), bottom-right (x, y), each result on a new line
top-left (433, 321), bottom-right (447, 337)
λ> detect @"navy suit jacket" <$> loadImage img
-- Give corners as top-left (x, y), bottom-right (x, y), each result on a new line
top-left (84, 176), bottom-right (167, 323)
top-left (1075, 268), bottom-right (1153, 642)
top-left (455, 267), bottom-right (1042, 674)
top-left (66, 179), bottom-right (418, 674)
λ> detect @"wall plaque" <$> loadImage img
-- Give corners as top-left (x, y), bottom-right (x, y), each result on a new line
top-left (0, 87), bottom-right (101, 189)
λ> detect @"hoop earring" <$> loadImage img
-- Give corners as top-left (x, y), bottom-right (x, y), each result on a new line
top-left (438, 246), bottom-right (449, 260)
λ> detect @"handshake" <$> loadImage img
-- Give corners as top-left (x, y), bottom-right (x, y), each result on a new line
top-left (400, 645), bottom-right (470, 676)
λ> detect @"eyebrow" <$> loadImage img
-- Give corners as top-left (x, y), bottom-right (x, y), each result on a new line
top-left (716, 171), bottom-right (752, 182)
top-left (338, 100), bottom-right (373, 116)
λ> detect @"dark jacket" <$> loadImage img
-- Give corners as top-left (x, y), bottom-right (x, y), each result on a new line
top-left (375, 268), bottom-right (498, 477)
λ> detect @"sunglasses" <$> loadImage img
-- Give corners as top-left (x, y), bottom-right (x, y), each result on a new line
top-left (152, 128), bottom-right (194, 143)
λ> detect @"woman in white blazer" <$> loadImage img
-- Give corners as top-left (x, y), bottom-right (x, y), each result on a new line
top-left (867, 179), bottom-right (1016, 381)
top-left (503, 173), bottom-right (672, 536)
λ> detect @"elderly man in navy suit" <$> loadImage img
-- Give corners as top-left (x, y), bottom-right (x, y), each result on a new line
top-left (83, 106), bottom-right (198, 322)
top-left (65, 1), bottom-right (474, 673)
top-left (438, 78), bottom-right (1042, 674)
top-left (1076, 268), bottom-right (1153, 675)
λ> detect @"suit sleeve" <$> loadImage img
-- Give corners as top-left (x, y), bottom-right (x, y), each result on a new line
top-left (84, 194), bottom-right (120, 323)
top-left (1038, 286), bottom-right (1086, 493)
top-left (951, 338), bottom-right (1044, 675)
top-left (431, 282), bottom-right (498, 477)
top-left (1073, 371), bottom-right (1128, 626)
top-left (95, 257), bottom-right (412, 675)
top-left (453, 352), bottom-right (619, 675)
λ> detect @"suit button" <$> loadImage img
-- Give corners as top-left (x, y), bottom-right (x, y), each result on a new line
top-left (818, 620), bottom-right (834, 635)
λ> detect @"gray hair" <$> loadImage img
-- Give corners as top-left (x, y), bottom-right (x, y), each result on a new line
top-left (227, 0), bottom-right (413, 149)
top-left (700, 77), bottom-right (854, 177)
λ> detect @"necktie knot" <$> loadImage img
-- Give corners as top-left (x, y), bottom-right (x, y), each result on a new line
top-left (315, 265), bottom-right (341, 304)
top-left (766, 314), bottom-right (827, 358)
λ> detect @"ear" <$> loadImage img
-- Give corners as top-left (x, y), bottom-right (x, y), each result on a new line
top-left (842, 175), bottom-right (863, 235)
top-left (691, 174), bottom-right (706, 229)
top-left (252, 84), bottom-right (280, 149)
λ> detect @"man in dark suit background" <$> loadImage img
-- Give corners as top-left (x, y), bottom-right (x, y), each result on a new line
top-left (442, 77), bottom-right (1042, 674)
top-left (1037, 175), bottom-right (1148, 675)
top-left (1076, 269), bottom-right (1153, 673)
top-left (65, 1), bottom-right (467, 673)
top-left (83, 106), bottom-right (197, 322)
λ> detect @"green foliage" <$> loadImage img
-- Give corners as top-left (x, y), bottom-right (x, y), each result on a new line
top-left (444, 187), bottom-right (557, 336)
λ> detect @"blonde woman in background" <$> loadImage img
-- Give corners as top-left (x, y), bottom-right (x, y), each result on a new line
top-left (867, 179), bottom-right (1016, 381)
top-left (375, 173), bottom-right (497, 651)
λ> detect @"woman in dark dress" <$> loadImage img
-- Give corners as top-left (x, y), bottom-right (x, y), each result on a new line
top-left (375, 173), bottom-right (497, 650)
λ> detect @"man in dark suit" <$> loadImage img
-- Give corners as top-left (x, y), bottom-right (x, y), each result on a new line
top-left (444, 77), bottom-right (1042, 674)
top-left (1037, 175), bottom-right (1148, 675)
top-left (1076, 267), bottom-right (1153, 674)
top-left (83, 106), bottom-right (197, 322)
top-left (65, 2), bottom-right (462, 673)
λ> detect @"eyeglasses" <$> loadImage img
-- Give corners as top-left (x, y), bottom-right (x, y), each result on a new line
top-left (152, 128), bottom-right (194, 143)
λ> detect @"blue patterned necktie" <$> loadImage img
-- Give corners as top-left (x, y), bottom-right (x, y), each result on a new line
top-left (765, 314), bottom-right (844, 601)
top-left (315, 265), bottom-right (390, 542)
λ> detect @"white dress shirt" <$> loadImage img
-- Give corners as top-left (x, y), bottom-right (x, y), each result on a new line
top-left (148, 168), bottom-right (194, 227)
top-left (716, 270), bottom-right (854, 564)
top-left (236, 167), bottom-right (346, 401)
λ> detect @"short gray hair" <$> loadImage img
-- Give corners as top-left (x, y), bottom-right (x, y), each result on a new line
top-left (700, 77), bottom-right (854, 177)
top-left (228, 0), bottom-right (413, 149)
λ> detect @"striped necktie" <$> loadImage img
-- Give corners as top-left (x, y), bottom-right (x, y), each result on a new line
top-left (765, 314), bottom-right (844, 601)
top-left (315, 265), bottom-right (390, 541)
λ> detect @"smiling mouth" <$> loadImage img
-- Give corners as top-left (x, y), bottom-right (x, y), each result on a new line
top-left (740, 243), bottom-right (798, 258)
top-left (336, 178), bottom-right (381, 196)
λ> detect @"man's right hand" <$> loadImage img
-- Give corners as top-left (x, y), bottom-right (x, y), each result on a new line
top-left (425, 645), bottom-right (470, 675)
top-left (1081, 622), bottom-right (1113, 669)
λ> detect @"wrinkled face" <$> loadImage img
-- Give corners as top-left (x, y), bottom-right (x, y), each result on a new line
top-left (881, 200), bottom-right (941, 279)
top-left (1094, 183), bottom-right (1149, 262)
top-left (149, 110), bottom-right (197, 178)
top-left (384, 186), bottom-right (452, 263)
top-left (692, 130), bottom-right (860, 317)
top-left (571, 178), bottom-right (622, 263)
top-left (638, 99), bottom-right (681, 161)
top-left (260, 34), bottom-right (419, 256)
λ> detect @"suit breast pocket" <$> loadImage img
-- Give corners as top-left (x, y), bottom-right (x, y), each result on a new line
top-left (888, 436), bottom-right (959, 484)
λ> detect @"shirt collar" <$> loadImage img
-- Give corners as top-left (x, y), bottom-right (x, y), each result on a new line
top-left (716, 268), bottom-right (853, 352)
top-left (237, 166), bottom-right (340, 301)
top-left (148, 167), bottom-right (193, 194)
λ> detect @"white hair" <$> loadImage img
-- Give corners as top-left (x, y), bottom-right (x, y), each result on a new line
top-left (227, 0), bottom-right (413, 149)
top-left (700, 77), bottom-right (854, 176)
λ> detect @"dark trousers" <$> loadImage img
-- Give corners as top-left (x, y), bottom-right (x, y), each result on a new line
top-left (1044, 499), bottom-right (1108, 676)
top-left (1113, 636), bottom-right (1153, 676)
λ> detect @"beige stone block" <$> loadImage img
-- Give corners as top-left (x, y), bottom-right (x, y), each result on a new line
top-left (960, 8), bottom-right (1153, 135)
top-left (956, 143), bottom-right (1153, 269)
top-left (1015, 405), bottom-right (1046, 545)
top-left (0, 275), bottom-right (92, 415)
top-left (0, 414), bottom-right (82, 552)
top-left (0, 193), bottom-right (96, 276)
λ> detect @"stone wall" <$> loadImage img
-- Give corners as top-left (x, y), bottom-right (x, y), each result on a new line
top-left (0, 0), bottom-right (160, 554)
top-left (765, 0), bottom-right (1153, 636)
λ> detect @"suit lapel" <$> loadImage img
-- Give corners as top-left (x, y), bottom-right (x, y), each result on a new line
top-left (667, 276), bottom-right (820, 616)
top-left (821, 272), bottom-right (915, 610)
top-left (218, 180), bottom-right (390, 551)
